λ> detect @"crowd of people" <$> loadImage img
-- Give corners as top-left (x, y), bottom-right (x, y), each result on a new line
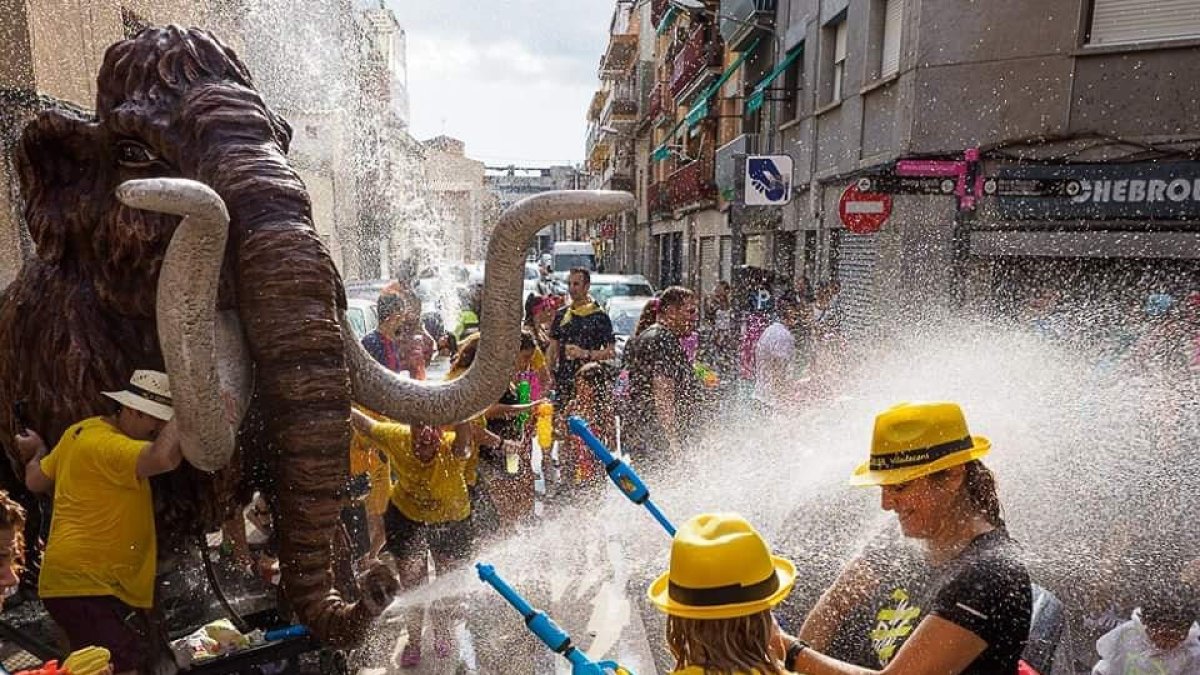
top-left (1, 263), bottom-right (1197, 674)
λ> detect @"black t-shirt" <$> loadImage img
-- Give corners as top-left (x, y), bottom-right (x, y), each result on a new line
top-left (549, 302), bottom-right (614, 401)
top-left (836, 529), bottom-right (1032, 675)
top-left (623, 323), bottom-right (700, 445)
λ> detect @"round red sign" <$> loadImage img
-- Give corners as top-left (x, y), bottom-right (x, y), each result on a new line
top-left (838, 184), bottom-right (893, 234)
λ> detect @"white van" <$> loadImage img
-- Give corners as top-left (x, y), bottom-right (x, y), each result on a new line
top-left (551, 241), bottom-right (595, 272)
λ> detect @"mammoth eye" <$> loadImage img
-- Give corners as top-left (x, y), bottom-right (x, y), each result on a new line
top-left (115, 140), bottom-right (161, 168)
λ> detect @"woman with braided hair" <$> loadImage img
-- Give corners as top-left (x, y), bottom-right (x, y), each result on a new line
top-left (777, 401), bottom-right (1032, 675)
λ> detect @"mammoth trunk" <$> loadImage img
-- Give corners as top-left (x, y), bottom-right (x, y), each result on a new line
top-left (222, 162), bottom-right (383, 645)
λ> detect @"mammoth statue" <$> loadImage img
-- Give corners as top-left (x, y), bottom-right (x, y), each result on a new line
top-left (0, 26), bottom-right (632, 646)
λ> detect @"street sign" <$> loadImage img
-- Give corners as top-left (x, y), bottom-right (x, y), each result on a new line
top-left (856, 175), bottom-right (957, 195)
top-left (839, 183), bottom-right (893, 234)
top-left (744, 155), bottom-right (793, 206)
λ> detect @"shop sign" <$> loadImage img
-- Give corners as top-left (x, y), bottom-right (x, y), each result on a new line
top-left (996, 162), bottom-right (1200, 221)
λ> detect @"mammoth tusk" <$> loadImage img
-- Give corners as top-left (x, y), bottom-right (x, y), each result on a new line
top-left (347, 190), bottom-right (635, 425)
top-left (117, 178), bottom-right (240, 472)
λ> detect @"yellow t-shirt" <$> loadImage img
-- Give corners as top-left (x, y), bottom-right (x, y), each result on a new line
top-left (39, 417), bottom-right (156, 608)
top-left (366, 422), bottom-right (471, 524)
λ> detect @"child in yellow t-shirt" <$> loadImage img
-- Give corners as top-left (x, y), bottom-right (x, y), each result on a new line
top-left (349, 408), bottom-right (475, 667)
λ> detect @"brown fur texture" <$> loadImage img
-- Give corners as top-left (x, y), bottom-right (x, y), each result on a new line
top-left (0, 26), bottom-right (394, 646)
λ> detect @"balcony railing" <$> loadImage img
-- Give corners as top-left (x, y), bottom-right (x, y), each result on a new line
top-left (670, 24), bottom-right (722, 101)
top-left (719, 0), bottom-right (777, 51)
top-left (601, 81), bottom-right (639, 125)
top-left (647, 181), bottom-right (670, 217)
top-left (646, 81), bottom-right (663, 121)
top-left (651, 0), bottom-right (669, 29)
top-left (664, 159), bottom-right (717, 211)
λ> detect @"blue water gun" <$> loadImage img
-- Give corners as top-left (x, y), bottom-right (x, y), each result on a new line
top-left (567, 416), bottom-right (676, 537)
top-left (476, 563), bottom-right (632, 675)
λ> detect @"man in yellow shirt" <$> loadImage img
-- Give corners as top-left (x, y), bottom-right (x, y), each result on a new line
top-left (349, 408), bottom-right (476, 667)
top-left (15, 369), bottom-right (183, 674)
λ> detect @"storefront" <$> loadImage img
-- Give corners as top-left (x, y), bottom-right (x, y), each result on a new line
top-left (966, 160), bottom-right (1200, 314)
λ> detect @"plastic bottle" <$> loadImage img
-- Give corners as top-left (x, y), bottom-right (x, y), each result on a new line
top-left (264, 624), bottom-right (309, 641)
top-left (535, 402), bottom-right (554, 450)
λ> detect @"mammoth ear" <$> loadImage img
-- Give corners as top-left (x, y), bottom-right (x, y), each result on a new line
top-left (15, 109), bottom-right (108, 264)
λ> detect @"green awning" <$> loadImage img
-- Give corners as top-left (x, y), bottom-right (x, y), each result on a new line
top-left (684, 36), bottom-right (760, 129)
top-left (656, 6), bottom-right (678, 35)
top-left (652, 37), bottom-right (762, 161)
top-left (746, 44), bottom-right (803, 115)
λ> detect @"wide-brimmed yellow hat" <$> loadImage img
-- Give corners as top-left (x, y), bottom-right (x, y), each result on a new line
top-left (850, 401), bottom-right (990, 487)
top-left (648, 513), bottom-right (795, 620)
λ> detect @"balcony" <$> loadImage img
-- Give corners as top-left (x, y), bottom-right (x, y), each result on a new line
top-left (647, 182), bottom-right (670, 218)
top-left (586, 123), bottom-right (611, 171)
top-left (651, 0), bottom-right (669, 29)
top-left (600, 152), bottom-right (635, 193)
top-left (587, 89), bottom-right (606, 122)
top-left (600, 2), bottom-right (638, 78)
top-left (670, 24), bottom-right (722, 102)
top-left (664, 158), bottom-right (717, 211)
top-left (719, 0), bottom-right (777, 52)
top-left (600, 81), bottom-right (639, 129)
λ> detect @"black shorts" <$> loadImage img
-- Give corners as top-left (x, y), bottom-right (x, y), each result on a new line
top-left (43, 596), bottom-right (155, 672)
top-left (383, 504), bottom-right (472, 562)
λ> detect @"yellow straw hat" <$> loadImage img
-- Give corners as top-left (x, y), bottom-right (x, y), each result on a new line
top-left (648, 513), bottom-right (795, 620)
top-left (850, 401), bottom-right (991, 487)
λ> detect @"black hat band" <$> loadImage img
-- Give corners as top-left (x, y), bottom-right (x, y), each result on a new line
top-left (669, 570), bottom-right (779, 607)
top-left (127, 382), bottom-right (172, 407)
top-left (870, 436), bottom-right (973, 471)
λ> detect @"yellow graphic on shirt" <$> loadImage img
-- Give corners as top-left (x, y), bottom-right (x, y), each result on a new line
top-left (870, 587), bottom-right (923, 666)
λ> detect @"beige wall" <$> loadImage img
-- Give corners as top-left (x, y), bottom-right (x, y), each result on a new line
top-left (24, 0), bottom-right (214, 107)
top-left (1, 0), bottom-right (219, 285)
top-left (423, 145), bottom-right (487, 262)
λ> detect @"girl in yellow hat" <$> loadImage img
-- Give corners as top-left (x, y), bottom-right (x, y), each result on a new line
top-left (774, 401), bottom-right (1033, 675)
top-left (649, 512), bottom-right (796, 674)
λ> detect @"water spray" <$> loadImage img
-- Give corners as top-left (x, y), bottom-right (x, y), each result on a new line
top-left (476, 563), bottom-right (632, 675)
top-left (567, 416), bottom-right (676, 537)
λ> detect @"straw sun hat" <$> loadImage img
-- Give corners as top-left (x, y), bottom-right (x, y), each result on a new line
top-left (102, 370), bottom-right (174, 422)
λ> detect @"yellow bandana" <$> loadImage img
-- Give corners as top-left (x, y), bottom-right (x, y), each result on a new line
top-left (559, 299), bottom-right (601, 327)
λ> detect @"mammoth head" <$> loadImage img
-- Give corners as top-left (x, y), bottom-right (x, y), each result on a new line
top-left (16, 26), bottom-right (296, 316)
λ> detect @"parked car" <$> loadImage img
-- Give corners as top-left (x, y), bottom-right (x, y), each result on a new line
top-left (344, 279), bottom-right (389, 302)
top-left (606, 295), bottom-right (653, 362)
top-left (590, 274), bottom-right (655, 307)
top-left (344, 297), bottom-right (379, 339)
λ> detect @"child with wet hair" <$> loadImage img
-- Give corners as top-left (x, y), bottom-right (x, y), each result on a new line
top-left (1093, 585), bottom-right (1200, 674)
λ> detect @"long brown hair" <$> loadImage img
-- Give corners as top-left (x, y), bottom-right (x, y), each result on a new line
top-left (962, 460), bottom-right (1006, 532)
top-left (666, 610), bottom-right (786, 674)
top-left (933, 460), bottom-right (1006, 532)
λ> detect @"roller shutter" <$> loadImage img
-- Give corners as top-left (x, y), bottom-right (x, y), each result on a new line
top-left (1089, 0), bottom-right (1200, 46)
top-left (835, 230), bottom-right (879, 333)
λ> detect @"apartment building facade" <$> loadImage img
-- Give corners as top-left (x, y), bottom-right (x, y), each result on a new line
top-left (595, 0), bottom-right (1200, 330)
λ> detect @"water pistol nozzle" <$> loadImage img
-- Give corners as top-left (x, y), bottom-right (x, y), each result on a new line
top-left (567, 416), bottom-right (676, 537)
top-left (475, 562), bottom-right (633, 675)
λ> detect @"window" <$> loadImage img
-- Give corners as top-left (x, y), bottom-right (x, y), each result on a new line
top-left (821, 15), bottom-right (848, 106)
top-left (782, 43), bottom-right (804, 122)
top-left (880, 0), bottom-right (903, 78)
top-left (1087, 0), bottom-right (1200, 46)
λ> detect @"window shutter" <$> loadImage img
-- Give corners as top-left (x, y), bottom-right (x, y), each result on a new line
top-left (1090, 0), bottom-right (1200, 46)
top-left (881, 0), bottom-right (903, 78)
top-left (834, 21), bottom-right (848, 62)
